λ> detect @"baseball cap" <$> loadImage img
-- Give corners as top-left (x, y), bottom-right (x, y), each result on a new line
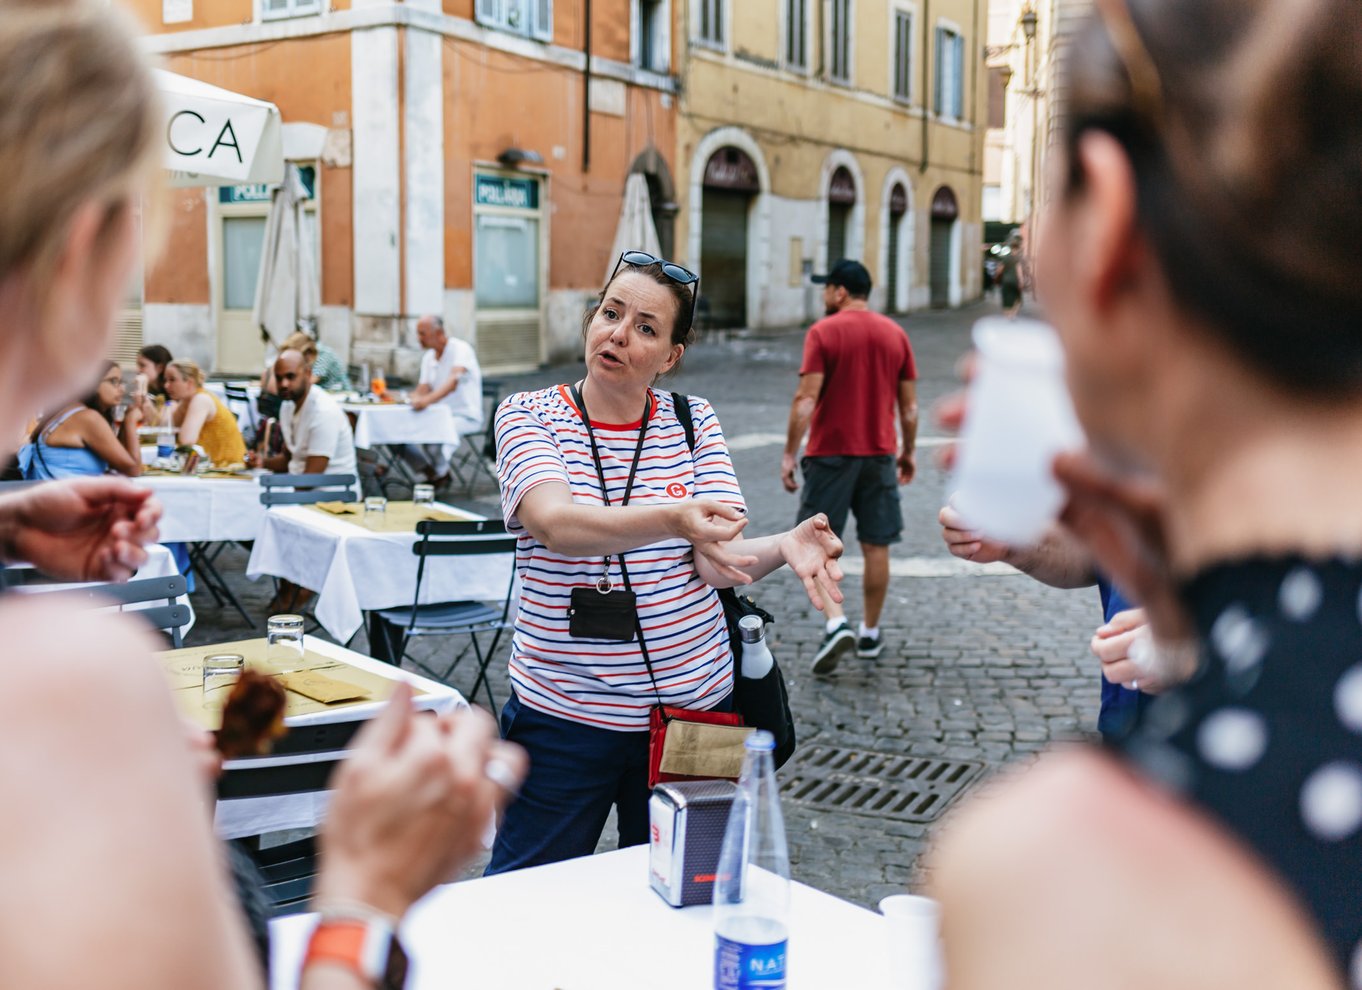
top-left (811, 259), bottom-right (872, 296)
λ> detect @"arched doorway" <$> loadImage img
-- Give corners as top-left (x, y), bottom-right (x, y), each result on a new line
top-left (929, 186), bottom-right (959, 308)
top-left (885, 182), bottom-right (909, 314)
top-left (826, 166), bottom-right (856, 267)
top-left (700, 146), bottom-right (759, 329)
top-left (629, 146), bottom-right (678, 261)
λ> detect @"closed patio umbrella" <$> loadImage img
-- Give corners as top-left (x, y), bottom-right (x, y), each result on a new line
top-left (604, 173), bottom-right (663, 279)
top-left (251, 163), bottom-right (318, 348)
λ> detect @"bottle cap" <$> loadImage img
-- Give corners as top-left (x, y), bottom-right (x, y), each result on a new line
top-left (738, 613), bottom-right (765, 644)
top-left (744, 729), bottom-right (775, 751)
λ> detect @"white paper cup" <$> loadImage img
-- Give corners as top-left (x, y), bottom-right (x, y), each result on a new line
top-left (879, 894), bottom-right (943, 989)
top-left (950, 318), bottom-right (1085, 546)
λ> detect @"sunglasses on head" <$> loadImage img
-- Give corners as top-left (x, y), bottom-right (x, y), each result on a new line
top-left (608, 250), bottom-right (701, 334)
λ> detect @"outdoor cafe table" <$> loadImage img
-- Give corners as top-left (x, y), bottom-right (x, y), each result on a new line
top-left (342, 400), bottom-right (461, 450)
top-left (158, 635), bottom-right (465, 840)
top-left (269, 845), bottom-right (912, 989)
top-left (134, 471), bottom-right (267, 543)
top-left (245, 502), bottom-right (513, 644)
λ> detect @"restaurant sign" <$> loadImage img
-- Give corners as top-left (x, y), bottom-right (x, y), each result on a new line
top-left (476, 175), bottom-right (540, 210)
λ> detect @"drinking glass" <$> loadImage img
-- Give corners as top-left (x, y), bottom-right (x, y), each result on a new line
top-left (364, 495), bottom-right (388, 515)
top-left (266, 613), bottom-right (306, 669)
top-left (202, 653), bottom-right (245, 702)
top-left (412, 483), bottom-right (435, 506)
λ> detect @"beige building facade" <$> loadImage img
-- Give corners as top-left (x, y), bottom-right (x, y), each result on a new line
top-left (983, 0), bottom-right (1090, 242)
top-left (675, 0), bottom-right (987, 329)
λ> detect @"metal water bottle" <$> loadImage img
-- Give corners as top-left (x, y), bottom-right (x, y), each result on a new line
top-left (737, 614), bottom-right (774, 679)
top-left (713, 731), bottom-right (790, 990)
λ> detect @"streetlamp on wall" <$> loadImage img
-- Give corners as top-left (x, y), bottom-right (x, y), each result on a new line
top-left (1019, 4), bottom-right (1040, 269)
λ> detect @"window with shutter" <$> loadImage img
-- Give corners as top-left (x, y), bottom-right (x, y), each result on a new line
top-left (261, 0), bottom-right (319, 20)
top-left (828, 0), bottom-right (851, 83)
top-left (785, 0), bottom-right (807, 69)
top-left (933, 26), bottom-right (963, 119)
top-left (892, 9), bottom-right (912, 101)
top-left (475, 0), bottom-right (501, 28)
top-left (530, 0), bottom-right (552, 41)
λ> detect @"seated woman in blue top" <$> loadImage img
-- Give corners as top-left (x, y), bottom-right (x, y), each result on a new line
top-left (20, 360), bottom-right (143, 480)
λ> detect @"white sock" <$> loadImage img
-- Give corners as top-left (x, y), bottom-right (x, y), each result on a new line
top-left (859, 623), bottom-right (879, 640)
top-left (826, 617), bottom-right (847, 634)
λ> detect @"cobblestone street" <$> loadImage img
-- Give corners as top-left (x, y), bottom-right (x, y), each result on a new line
top-left (192, 298), bottom-right (1106, 908)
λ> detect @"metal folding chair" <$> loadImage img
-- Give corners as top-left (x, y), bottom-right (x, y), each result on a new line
top-left (372, 519), bottom-right (516, 710)
top-left (259, 473), bottom-right (359, 633)
top-left (450, 379), bottom-right (503, 497)
top-left (18, 573), bottom-right (191, 647)
top-left (258, 473), bottom-right (359, 506)
top-left (222, 381), bottom-right (260, 444)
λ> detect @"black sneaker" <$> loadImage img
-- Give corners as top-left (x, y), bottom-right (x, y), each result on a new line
top-left (811, 622), bottom-right (855, 675)
top-left (856, 635), bottom-right (884, 659)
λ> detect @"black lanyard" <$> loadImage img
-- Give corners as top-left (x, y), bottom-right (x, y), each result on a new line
top-left (570, 382), bottom-right (651, 589)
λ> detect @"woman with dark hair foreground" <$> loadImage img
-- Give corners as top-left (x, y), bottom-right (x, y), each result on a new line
top-left (930, 1), bottom-right (1362, 987)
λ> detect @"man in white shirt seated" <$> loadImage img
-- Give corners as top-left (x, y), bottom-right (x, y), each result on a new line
top-left (402, 314), bottom-right (483, 489)
top-left (247, 348), bottom-right (359, 612)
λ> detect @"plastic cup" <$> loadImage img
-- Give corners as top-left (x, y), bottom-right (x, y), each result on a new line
top-left (879, 894), bottom-right (943, 989)
top-left (950, 317), bottom-right (1085, 546)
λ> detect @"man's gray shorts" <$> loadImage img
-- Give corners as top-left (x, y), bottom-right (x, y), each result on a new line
top-left (796, 454), bottom-right (903, 546)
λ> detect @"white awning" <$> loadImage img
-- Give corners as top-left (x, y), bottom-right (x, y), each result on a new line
top-left (155, 69), bottom-right (284, 188)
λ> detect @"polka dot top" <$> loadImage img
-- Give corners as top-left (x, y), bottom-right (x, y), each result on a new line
top-left (1117, 557), bottom-right (1362, 983)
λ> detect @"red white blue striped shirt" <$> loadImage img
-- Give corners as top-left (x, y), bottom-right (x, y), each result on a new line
top-left (495, 385), bottom-right (746, 731)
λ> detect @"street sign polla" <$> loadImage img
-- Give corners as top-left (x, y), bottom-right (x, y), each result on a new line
top-left (155, 70), bottom-right (284, 188)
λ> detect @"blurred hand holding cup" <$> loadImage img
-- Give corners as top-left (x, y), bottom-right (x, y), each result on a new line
top-left (879, 894), bottom-right (943, 989)
top-left (950, 318), bottom-right (1086, 546)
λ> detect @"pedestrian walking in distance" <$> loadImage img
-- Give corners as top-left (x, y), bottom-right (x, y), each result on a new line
top-left (781, 259), bottom-right (919, 674)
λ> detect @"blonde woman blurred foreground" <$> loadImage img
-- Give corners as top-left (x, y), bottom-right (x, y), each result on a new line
top-left (930, 1), bottom-right (1362, 987)
top-left (0, 3), bottom-right (524, 988)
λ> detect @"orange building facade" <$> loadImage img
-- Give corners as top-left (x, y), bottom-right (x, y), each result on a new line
top-left (131, 0), bottom-right (680, 375)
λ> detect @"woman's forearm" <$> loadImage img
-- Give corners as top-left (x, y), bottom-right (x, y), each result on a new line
top-left (521, 496), bottom-right (680, 558)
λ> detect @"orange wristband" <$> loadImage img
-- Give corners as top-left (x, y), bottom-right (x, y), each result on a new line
top-left (303, 917), bottom-right (408, 989)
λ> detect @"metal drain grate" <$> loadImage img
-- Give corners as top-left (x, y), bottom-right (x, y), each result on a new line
top-left (779, 745), bottom-right (984, 823)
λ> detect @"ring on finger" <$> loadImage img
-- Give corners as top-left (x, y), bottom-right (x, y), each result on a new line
top-left (1129, 679), bottom-right (1139, 692)
top-left (484, 755), bottom-right (519, 794)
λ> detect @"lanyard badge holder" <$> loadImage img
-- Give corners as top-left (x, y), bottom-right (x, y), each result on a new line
top-left (566, 384), bottom-right (750, 787)
top-left (565, 384), bottom-right (648, 643)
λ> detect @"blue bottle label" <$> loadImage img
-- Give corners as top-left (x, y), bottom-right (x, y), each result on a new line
top-left (714, 934), bottom-right (787, 990)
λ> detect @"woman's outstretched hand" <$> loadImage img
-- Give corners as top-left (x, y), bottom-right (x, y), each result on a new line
top-left (779, 513), bottom-right (846, 611)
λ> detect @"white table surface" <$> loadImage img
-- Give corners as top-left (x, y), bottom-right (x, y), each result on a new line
top-left (343, 401), bottom-right (461, 450)
top-left (135, 473), bottom-right (267, 544)
top-left (211, 636), bottom-right (466, 839)
top-left (270, 845), bottom-right (922, 989)
top-left (7, 542), bottom-right (195, 634)
top-left (245, 502), bottom-right (514, 643)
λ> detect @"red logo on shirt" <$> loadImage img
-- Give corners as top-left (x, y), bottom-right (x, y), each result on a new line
top-left (666, 483), bottom-right (688, 499)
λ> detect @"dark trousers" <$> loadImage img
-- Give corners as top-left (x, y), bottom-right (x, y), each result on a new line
top-left (486, 690), bottom-right (735, 875)
top-left (485, 692), bottom-right (653, 875)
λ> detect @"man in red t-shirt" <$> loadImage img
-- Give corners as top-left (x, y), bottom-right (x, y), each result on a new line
top-left (782, 260), bottom-right (918, 674)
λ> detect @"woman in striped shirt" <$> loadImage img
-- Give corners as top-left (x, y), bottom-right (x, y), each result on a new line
top-left (487, 252), bottom-right (846, 873)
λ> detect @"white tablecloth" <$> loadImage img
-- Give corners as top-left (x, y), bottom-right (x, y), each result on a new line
top-left (270, 845), bottom-right (921, 989)
top-left (7, 542), bottom-right (195, 634)
top-left (343, 402), bottom-right (461, 450)
top-left (135, 474), bottom-right (268, 543)
top-left (244, 503), bottom-right (514, 643)
top-left (211, 637), bottom-right (465, 839)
